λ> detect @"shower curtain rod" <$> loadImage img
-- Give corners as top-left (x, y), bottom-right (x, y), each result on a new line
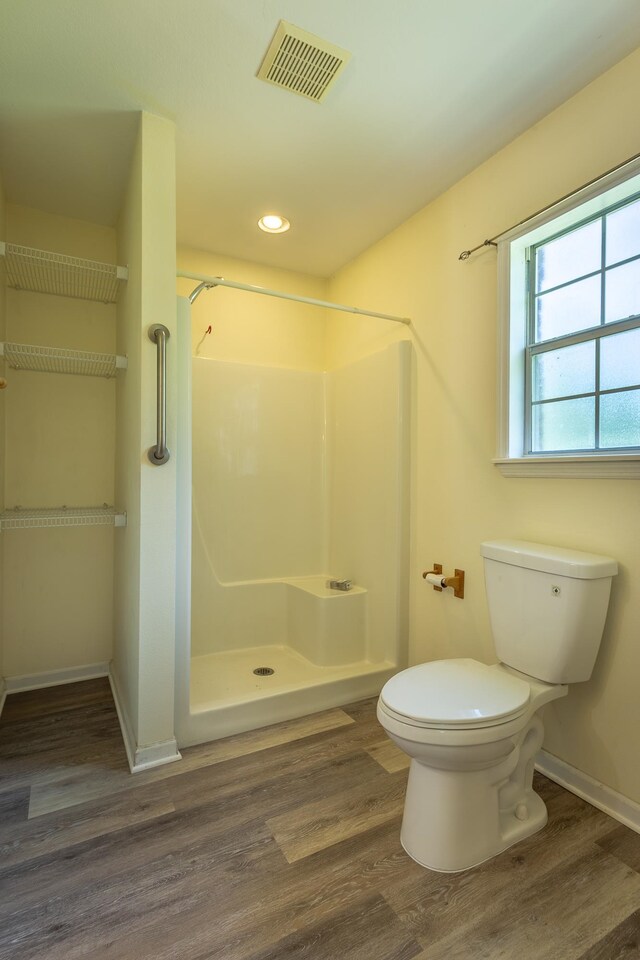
top-left (177, 270), bottom-right (411, 324)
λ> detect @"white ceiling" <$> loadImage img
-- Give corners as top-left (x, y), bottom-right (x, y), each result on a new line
top-left (2, 1), bottom-right (640, 276)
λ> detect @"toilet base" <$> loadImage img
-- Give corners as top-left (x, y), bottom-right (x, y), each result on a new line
top-left (401, 781), bottom-right (547, 872)
top-left (399, 716), bottom-right (547, 872)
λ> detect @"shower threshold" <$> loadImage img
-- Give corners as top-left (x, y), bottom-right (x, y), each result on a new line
top-left (179, 644), bottom-right (396, 747)
top-left (190, 643), bottom-right (393, 711)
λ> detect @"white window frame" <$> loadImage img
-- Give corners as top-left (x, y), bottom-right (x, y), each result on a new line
top-left (495, 157), bottom-right (640, 479)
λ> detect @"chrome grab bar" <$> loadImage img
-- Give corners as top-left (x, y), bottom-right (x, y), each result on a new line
top-left (147, 324), bottom-right (170, 465)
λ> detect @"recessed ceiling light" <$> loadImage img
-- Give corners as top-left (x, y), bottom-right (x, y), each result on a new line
top-left (258, 214), bottom-right (290, 234)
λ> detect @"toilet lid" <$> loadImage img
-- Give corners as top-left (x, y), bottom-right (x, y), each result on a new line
top-left (380, 659), bottom-right (531, 726)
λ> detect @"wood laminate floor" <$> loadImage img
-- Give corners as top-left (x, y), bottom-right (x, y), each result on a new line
top-left (1, 679), bottom-right (639, 959)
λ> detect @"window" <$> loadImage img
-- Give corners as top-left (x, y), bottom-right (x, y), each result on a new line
top-left (496, 160), bottom-right (640, 478)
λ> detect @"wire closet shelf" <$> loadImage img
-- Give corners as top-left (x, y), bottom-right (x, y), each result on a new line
top-left (0, 506), bottom-right (127, 531)
top-left (0, 242), bottom-right (128, 303)
top-left (0, 341), bottom-right (128, 378)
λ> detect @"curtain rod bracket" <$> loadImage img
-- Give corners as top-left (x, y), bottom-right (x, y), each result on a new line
top-left (458, 239), bottom-right (498, 261)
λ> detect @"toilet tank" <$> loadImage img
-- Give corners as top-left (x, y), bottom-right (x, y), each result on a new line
top-left (481, 540), bottom-right (617, 684)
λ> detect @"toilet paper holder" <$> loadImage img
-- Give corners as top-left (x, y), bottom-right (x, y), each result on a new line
top-left (422, 564), bottom-right (465, 599)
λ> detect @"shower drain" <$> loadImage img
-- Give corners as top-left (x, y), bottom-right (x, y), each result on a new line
top-left (253, 666), bottom-right (275, 676)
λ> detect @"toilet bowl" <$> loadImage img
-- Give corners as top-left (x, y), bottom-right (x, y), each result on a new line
top-left (377, 659), bottom-right (566, 872)
top-left (378, 539), bottom-right (617, 873)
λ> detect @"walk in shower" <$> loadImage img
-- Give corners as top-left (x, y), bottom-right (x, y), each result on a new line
top-left (175, 294), bottom-right (410, 747)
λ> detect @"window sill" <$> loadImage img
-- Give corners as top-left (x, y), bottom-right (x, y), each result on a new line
top-left (493, 455), bottom-right (640, 479)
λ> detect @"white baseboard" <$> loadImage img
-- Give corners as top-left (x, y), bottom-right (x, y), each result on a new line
top-left (3, 662), bottom-right (110, 694)
top-left (130, 738), bottom-right (182, 772)
top-left (0, 677), bottom-right (6, 718)
top-left (108, 666), bottom-right (181, 774)
top-left (536, 749), bottom-right (640, 835)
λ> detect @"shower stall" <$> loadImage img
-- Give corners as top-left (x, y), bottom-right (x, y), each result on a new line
top-left (175, 295), bottom-right (410, 747)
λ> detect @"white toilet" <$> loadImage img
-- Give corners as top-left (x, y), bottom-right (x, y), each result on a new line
top-left (377, 539), bottom-right (617, 873)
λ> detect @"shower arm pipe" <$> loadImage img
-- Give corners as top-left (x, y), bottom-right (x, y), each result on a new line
top-left (178, 270), bottom-right (411, 324)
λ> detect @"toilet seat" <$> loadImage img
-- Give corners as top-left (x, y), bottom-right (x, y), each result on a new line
top-left (379, 658), bottom-right (531, 730)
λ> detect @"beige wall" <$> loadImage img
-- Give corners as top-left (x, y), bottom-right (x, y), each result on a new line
top-left (177, 248), bottom-right (329, 370)
top-left (2, 205), bottom-right (117, 677)
top-left (114, 112), bottom-right (178, 755)
top-left (328, 47), bottom-right (640, 804)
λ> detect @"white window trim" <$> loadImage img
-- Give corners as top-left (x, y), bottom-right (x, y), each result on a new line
top-left (495, 157), bottom-right (640, 479)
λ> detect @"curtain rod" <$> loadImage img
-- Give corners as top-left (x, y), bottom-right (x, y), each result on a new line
top-left (458, 148), bottom-right (640, 261)
top-left (177, 270), bottom-right (411, 325)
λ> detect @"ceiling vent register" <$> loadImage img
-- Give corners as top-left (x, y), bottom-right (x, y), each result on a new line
top-left (257, 21), bottom-right (351, 103)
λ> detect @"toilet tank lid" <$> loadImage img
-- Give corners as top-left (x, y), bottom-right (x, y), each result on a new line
top-left (481, 540), bottom-right (618, 579)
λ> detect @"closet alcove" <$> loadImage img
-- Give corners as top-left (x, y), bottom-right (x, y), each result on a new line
top-left (1, 227), bottom-right (127, 685)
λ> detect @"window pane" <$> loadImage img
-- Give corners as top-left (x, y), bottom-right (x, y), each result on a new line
top-left (536, 220), bottom-right (601, 293)
top-left (535, 274), bottom-right (600, 341)
top-left (600, 389), bottom-right (640, 448)
top-left (605, 258), bottom-right (640, 323)
top-left (606, 196), bottom-right (640, 266)
top-left (531, 397), bottom-right (595, 452)
top-left (601, 328), bottom-right (640, 391)
top-left (532, 341), bottom-right (595, 401)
